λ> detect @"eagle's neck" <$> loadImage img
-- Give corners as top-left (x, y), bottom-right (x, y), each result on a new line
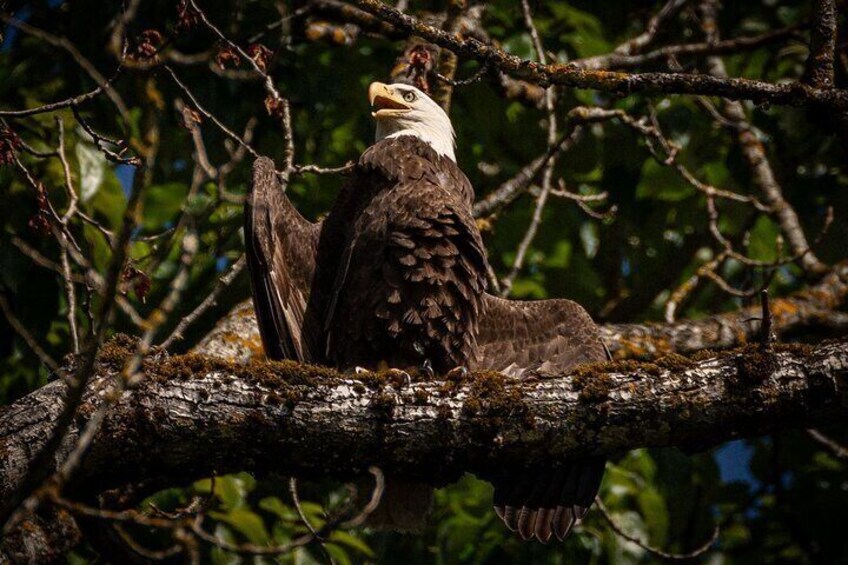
top-left (375, 121), bottom-right (456, 162)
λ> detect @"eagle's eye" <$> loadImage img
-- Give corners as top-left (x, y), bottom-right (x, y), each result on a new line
top-left (403, 91), bottom-right (416, 103)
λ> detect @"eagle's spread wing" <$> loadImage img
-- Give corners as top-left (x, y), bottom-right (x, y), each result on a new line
top-left (245, 157), bottom-right (321, 362)
top-left (475, 295), bottom-right (607, 376)
top-left (476, 294), bottom-right (609, 542)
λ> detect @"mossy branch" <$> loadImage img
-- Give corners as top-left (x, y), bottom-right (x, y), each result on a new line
top-left (1, 337), bottom-right (846, 503)
top-left (2, 335), bottom-right (846, 560)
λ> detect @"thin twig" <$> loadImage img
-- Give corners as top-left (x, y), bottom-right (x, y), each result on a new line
top-left (160, 255), bottom-right (246, 350)
top-left (759, 289), bottom-right (773, 346)
top-left (188, 0), bottom-right (295, 173)
top-left (1, 163), bottom-right (146, 533)
top-left (596, 496), bottom-right (719, 560)
top-left (806, 429), bottom-right (848, 460)
top-left (349, 0), bottom-right (848, 110)
top-left (499, 0), bottom-right (559, 296)
top-left (0, 294), bottom-right (61, 372)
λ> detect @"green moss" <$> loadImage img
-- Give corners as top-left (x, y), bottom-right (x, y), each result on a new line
top-left (654, 352), bottom-right (696, 371)
top-left (413, 388), bottom-right (429, 404)
top-left (572, 361), bottom-right (625, 402)
top-left (570, 354), bottom-right (692, 402)
top-left (370, 390), bottom-right (396, 420)
top-left (96, 333), bottom-right (139, 368)
top-left (733, 344), bottom-right (779, 383)
top-left (689, 348), bottom-right (718, 362)
top-left (774, 342), bottom-right (815, 356)
top-left (460, 372), bottom-right (534, 430)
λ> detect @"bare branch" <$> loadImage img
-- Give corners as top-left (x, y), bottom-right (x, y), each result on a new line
top-left (699, 0), bottom-right (829, 276)
top-left (574, 23), bottom-right (804, 71)
top-left (0, 162), bottom-right (147, 533)
top-left (347, 0), bottom-right (848, 112)
top-left (806, 428), bottom-right (848, 460)
top-left (613, 0), bottom-right (690, 56)
top-left (804, 0), bottom-right (838, 89)
top-left (160, 255), bottom-right (247, 350)
top-left (0, 14), bottom-right (131, 123)
top-left (0, 294), bottom-right (61, 373)
top-left (499, 0), bottom-right (560, 296)
top-left (595, 496), bottom-right (719, 560)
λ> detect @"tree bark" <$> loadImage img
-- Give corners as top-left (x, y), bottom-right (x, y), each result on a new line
top-left (2, 338), bottom-right (846, 504)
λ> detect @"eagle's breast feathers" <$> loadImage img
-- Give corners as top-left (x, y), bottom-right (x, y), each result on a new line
top-left (325, 136), bottom-right (487, 373)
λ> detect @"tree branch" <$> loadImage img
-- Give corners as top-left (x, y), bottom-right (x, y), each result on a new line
top-left (699, 0), bottom-right (828, 276)
top-left (804, 0), bottom-right (838, 89)
top-left (1, 336), bottom-right (845, 520)
top-left (604, 262), bottom-right (848, 358)
top-left (346, 0), bottom-right (848, 111)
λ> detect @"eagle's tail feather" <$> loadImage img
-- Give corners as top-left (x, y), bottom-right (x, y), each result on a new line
top-left (492, 457), bottom-right (605, 543)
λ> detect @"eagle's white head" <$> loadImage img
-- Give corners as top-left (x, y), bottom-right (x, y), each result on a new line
top-left (369, 82), bottom-right (456, 162)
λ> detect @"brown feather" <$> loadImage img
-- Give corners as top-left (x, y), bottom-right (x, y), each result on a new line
top-left (244, 157), bottom-right (321, 362)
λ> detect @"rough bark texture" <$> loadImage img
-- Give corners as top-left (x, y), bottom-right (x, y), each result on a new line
top-left (195, 262), bottom-right (848, 363)
top-left (1, 338), bottom-right (847, 504)
top-left (804, 0), bottom-right (837, 89)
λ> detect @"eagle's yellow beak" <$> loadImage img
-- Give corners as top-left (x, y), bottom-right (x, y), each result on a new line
top-left (368, 82), bottom-right (410, 119)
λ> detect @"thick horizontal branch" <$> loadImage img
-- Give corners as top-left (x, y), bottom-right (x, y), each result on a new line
top-left (1, 338), bottom-right (846, 509)
top-left (346, 0), bottom-right (848, 111)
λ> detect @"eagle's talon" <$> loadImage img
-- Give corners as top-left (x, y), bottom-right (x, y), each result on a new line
top-left (446, 365), bottom-right (469, 379)
top-left (420, 359), bottom-right (435, 379)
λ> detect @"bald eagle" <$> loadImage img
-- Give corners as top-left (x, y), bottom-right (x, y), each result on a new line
top-left (245, 82), bottom-right (607, 542)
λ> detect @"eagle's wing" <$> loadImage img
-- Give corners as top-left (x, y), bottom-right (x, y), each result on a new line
top-left (475, 294), bottom-right (609, 543)
top-left (244, 157), bottom-right (321, 362)
top-left (474, 294), bottom-right (607, 376)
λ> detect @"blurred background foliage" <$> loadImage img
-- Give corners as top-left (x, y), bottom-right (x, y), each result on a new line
top-left (1, 0), bottom-right (847, 562)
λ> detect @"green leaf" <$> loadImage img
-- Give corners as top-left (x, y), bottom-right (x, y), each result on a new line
top-left (196, 473), bottom-right (256, 511)
top-left (213, 508), bottom-right (271, 545)
top-left (75, 141), bottom-right (106, 204)
top-left (636, 158), bottom-right (695, 202)
top-left (259, 496), bottom-right (298, 522)
top-left (328, 530), bottom-right (374, 558)
top-left (549, 4), bottom-right (611, 57)
top-left (747, 216), bottom-right (781, 262)
top-left (502, 33), bottom-right (534, 60)
top-left (84, 167), bottom-right (127, 229)
top-left (142, 182), bottom-right (189, 231)
top-left (323, 543), bottom-right (352, 565)
top-left (544, 240), bottom-right (572, 268)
